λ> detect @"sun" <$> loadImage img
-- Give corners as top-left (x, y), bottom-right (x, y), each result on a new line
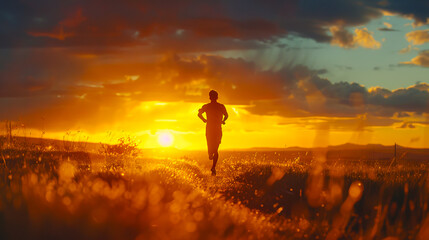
top-left (157, 131), bottom-right (174, 147)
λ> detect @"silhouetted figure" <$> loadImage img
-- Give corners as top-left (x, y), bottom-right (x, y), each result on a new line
top-left (198, 90), bottom-right (228, 176)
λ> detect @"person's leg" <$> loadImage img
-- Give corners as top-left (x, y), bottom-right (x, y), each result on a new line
top-left (206, 133), bottom-right (214, 160)
top-left (207, 140), bottom-right (215, 160)
top-left (211, 152), bottom-right (218, 169)
top-left (211, 144), bottom-right (219, 175)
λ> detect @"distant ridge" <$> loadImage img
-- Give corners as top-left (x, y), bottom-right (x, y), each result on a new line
top-left (227, 143), bottom-right (427, 152)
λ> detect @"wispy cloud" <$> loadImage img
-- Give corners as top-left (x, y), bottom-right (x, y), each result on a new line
top-left (399, 45), bottom-right (419, 54)
top-left (406, 29), bottom-right (429, 45)
top-left (330, 26), bottom-right (381, 49)
top-left (401, 50), bottom-right (429, 67)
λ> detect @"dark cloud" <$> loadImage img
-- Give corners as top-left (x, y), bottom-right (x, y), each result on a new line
top-left (377, 28), bottom-right (398, 31)
top-left (371, 84), bottom-right (429, 113)
top-left (329, 26), bottom-right (355, 48)
top-left (0, 48), bottom-right (84, 98)
top-left (380, 0), bottom-right (429, 25)
top-left (395, 112), bottom-right (411, 118)
top-left (2, 0), bottom-right (426, 51)
top-left (2, 0), bottom-right (285, 50)
top-left (1, 0), bottom-right (428, 57)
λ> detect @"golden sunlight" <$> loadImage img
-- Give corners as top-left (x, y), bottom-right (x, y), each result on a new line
top-left (157, 130), bottom-right (174, 147)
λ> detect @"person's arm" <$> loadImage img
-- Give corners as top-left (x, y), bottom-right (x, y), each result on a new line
top-left (222, 106), bottom-right (228, 124)
top-left (198, 107), bottom-right (207, 123)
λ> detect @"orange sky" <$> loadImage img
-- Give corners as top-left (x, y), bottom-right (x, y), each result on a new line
top-left (14, 97), bottom-right (429, 150)
top-left (2, 1), bottom-right (429, 149)
top-left (2, 52), bottom-right (429, 150)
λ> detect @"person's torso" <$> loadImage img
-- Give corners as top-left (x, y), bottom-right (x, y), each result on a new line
top-left (204, 102), bottom-right (224, 126)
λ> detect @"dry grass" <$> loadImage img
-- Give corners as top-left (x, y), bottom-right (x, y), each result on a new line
top-left (0, 147), bottom-right (429, 239)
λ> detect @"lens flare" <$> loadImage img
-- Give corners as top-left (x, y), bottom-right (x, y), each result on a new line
top-left (157, 131), bottom-right (174, 147)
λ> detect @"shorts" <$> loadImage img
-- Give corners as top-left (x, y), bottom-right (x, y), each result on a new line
top-left (206, 125), bottom-right (222, 154)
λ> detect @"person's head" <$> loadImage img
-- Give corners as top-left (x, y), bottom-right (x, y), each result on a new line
top-left (209, 90), bottom-right (218, 101)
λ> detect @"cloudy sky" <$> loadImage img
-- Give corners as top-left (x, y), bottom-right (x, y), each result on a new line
top-left (1, 0), bottom-right (429, 149)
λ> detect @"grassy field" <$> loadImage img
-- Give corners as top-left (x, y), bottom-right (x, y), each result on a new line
top-left (1, 145), bottom-right (429, 239)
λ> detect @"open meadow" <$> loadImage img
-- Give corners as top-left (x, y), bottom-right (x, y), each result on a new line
top-left (1, 139), bottom-right (429, 240)
top-left (3, 1), bottom-right (429, 239)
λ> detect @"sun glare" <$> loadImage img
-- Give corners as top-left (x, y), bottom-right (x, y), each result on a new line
top-left (157, 131), bottom-right (174, 147)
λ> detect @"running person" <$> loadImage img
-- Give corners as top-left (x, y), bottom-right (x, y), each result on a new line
top-left (198, 90), bottom-right (228, 176)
